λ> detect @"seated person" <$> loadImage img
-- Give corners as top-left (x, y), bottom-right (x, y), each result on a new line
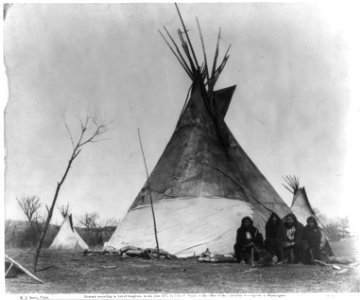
top-left (234, 216), bottom-right (263, 264)
top-left (264, 212), bottom-right (282, 263)
top-left (302, 216), bottom-right (334, 264)
top-left (277, 213), bottom-right (304, 263)
top-left (302, 216), bottom-right (322, 264)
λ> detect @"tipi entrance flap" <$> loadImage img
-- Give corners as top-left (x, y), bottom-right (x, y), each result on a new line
top-left (212, 85), bottom-right (236, 121)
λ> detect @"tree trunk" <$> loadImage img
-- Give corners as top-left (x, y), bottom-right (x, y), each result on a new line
top-left (31, 221), bottom-right (40, 247)
top-left (33, 155), bottom-right (74, 272)
top-left (33, 182), bottom-right (61, 272)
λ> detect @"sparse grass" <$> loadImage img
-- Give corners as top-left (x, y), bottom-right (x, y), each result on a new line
top-left (5, 237), bottom-right (360, 294)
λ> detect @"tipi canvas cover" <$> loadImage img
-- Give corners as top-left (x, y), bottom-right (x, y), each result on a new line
top-left (291, 187), bottom-right (319, 226)
top-left (106, 6), bottom-right (291, 257)
top-left (49, 214), bottom-right (88, 251)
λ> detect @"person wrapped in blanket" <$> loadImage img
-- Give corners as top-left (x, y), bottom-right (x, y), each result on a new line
top-left (264, 212), bottom-right (282, 264)
top-left (277, 213), bottom-right (304, 263)
top-left (234, 216), bottom-right (263, 264)
top-left (302, 216), bottom-right (334, 264)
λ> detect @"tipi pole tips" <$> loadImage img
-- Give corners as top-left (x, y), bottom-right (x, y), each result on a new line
top-left (283, 175), bottom-right (300, 195)
top-left (160, 27), bottom-right (193, 79)
top-left (174, 3), bottom-right (200, 70)
top-left (196, 17), bottom-right (210, 87)
top-left (159, 4), bottom-right (231, 90)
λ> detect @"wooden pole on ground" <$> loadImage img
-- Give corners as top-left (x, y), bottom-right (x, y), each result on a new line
top-left (137, 128), bottom-right (160, 257)
top-left (5, 255), bottom-right (45, 284)
top-left (5, 263), bottom-right (14, 277)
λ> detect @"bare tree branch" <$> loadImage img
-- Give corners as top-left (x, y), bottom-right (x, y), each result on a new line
top-left (73, 149), bottom-right (82, 160)
top-left (86, 137), bottom-right (112, 144)
top-left (64, 120), bottom-right (75, 150)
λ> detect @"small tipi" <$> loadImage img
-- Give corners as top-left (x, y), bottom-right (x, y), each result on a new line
top-left (49, 214), bottom-right (88, 251)
top-left (283, 175), bottom-right (336, 248)
top-left (106, 5), bottom-right (291, 256)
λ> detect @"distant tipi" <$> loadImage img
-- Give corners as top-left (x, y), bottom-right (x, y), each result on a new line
top-left (49, 214), bottom-right (88, 251)
top-left (284, 175), bottom-right (336, 245)
top-left (106, 5), bottom-right (291, 256)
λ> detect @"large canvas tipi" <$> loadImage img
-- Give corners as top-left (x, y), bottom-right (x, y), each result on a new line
top-left (106, 6), bottom-right (291, 256)
top-left (49, 214), bottom-right (88, 251)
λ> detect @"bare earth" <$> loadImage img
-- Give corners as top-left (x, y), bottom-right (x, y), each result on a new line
top-left (5, 238), bottom-right (360, 294)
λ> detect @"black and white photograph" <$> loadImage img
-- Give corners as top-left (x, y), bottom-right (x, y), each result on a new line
top-left (2, 1), bottom-right (362, 297)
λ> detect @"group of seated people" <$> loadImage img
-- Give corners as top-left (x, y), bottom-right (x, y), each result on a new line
top-left (234, 213), bottom-right (333, 265)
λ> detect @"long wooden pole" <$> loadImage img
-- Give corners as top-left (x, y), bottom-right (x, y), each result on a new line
top-left (175, 3), bottom-right (199, 69)
top-left (6, 255), bottom-right (45, 284)
top-left (163, 26), bottom-right (193, 77)
top-left (137, 128), bottom-right (160, 256)
top-left (196, 18), bottom-right (210, 87)
top-left (210, 28), bottom-right (221, 91)
top-left (158, 29), bottom-right (193, 79)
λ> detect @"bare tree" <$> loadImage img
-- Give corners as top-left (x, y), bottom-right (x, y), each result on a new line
top-left (79, 212), bottom-right (99, 231)
top-left (78, 212), bottom-right (100, 247)
top-left (17, 196), bottom-right (42, 245)
top-left (313, 207), bottom-right (350, 241)
top-left (326, 216), bottom-right (351, 240)
top-left (90, 217), bottom-right (119, 247)
top-left (33, 113), bottom-right (110, 272)
top-left (17, 196), bottom-right (42, 223)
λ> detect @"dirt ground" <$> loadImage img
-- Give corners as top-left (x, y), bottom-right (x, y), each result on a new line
top-left (5, 237), bottom-right (360, 294)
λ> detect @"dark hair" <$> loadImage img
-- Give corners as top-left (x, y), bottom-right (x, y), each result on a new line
top-left (241, 216), bottom-right (253, 226)
top-left (267, 213), bottom-right (280, 224)
top-left (284, 213), bottom-right (298, 224)
top-left (306, 216), bottom-right (318, 227)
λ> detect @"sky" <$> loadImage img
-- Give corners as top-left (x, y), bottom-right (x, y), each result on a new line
top-left (3, 2), bottom-right (362, 227)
